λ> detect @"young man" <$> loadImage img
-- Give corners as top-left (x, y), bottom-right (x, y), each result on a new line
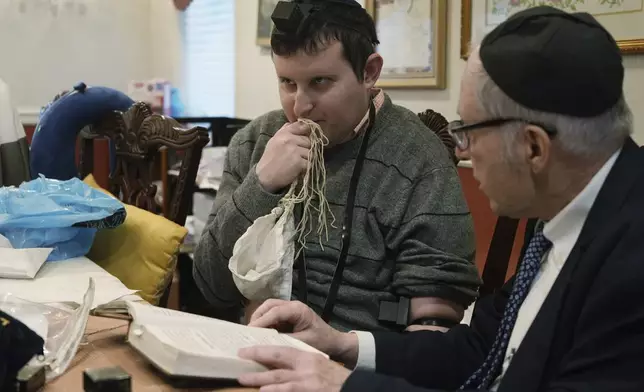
top-left (233, 7), bottom-right (644, 392)
top-left (193, 0), bottom-right (480, 332)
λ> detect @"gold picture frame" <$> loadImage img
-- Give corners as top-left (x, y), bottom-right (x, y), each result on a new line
top-left (257, 0), bottom-right (377, 47)
top-left (461, 0), bottom-right (644, 59)
top-left (257, 0), bottom-right (278, 47)
top-left (374, 0), bottom-right (447, 89)
top-left (357, 0), bottom-right (376, 15)
top-left (460, 0), bottom-right (473, 59)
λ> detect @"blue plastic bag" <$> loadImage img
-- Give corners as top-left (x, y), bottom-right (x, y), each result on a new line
top-left (0, 176), bottom-right (126, 261)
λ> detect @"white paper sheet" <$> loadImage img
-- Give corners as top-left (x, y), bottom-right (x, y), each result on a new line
top-left (0, 233), bottom-right (52, 279)
top-left (0, 256), bottom-right (137, 309)
top-left (168, 146), bottom-right (227, 191)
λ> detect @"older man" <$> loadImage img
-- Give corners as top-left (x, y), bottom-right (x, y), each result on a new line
top-left (232, 6), bottom-right (644, 392)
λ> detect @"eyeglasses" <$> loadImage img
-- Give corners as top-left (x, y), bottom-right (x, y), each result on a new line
top-left (444, 118), bottom-right (557, 150)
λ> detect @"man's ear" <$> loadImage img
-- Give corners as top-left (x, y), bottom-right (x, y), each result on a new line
top-left (524, 125), bottom-right (551, 174)
top-left (363, 53), bottom-right (383, 88)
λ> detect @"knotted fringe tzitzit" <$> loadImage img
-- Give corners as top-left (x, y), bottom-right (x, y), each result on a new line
top-left (281, 119), bottom-right (336, 254)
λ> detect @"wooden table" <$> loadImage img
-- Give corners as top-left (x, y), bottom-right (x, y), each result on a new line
top-left (44, 316), bottom-right (256, 391)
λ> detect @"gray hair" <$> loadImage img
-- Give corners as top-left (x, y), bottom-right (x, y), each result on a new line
top-left (474, 64), bottom-right (633, 161)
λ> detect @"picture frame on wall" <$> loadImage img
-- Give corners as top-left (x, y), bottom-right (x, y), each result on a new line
top-left (356, 0), bottom-right (376, 16)
top-left (373, 0), bottom-right (447, 89)
top-left (461, 0), bottom-right (644, 59)
top-left (257, 0), bottom-right (279, 47)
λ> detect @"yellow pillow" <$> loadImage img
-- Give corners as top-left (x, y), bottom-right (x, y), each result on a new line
top-left (83, 174), bottom-right (188, 305)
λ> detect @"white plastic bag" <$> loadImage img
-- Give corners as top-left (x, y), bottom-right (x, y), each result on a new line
top-left (0, 277), bottom-right (94, 381)
top-left (228, 203), bottom-right (296, 301)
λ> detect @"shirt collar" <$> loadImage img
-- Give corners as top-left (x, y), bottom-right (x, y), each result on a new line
top-left (353, 88), bottom-right (385, 133)
top-left (543, 148), bottom-right (621, 268)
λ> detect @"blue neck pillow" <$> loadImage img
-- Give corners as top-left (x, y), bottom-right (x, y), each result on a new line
top-left (30, 83), bottom-right (134, 180)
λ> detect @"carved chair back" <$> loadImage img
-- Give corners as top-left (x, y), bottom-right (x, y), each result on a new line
top-left (79, 102), bottom-right (209, 226)
top-left (417, 108), bottom-right (458, 165)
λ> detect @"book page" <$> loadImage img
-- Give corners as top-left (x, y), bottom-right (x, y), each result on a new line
top-left (127, 300), bottom-right (234, 328)
top-left (144, 324), bottom-right (326, 359)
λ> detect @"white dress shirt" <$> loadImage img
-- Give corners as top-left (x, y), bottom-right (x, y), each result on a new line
top-left (351, 149), bottom-right (621, 390)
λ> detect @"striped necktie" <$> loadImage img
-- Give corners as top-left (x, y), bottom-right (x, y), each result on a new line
top-left (460, 224), bottom-right (552, 390)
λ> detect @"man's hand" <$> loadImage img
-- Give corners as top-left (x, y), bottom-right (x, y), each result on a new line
top-left (249, 300), bottom-right (358, 366)
top-left (256, 122), bottom-right (311, 193)
top-left (238, 346), bottom-right (351, 392)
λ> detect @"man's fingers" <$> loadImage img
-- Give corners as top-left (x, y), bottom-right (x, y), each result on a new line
top-left (294, 135), bottom-right (312, 149)
top-left (249, 301), bottom-right (304, 329)
top-left (288, 122), bottom-right (311, 136)
top-left (238, 346), bottom-right (302, 370)
top-left (277, 122), bottom-right (309, 136)
top-left (238, 368), bottom-right (296, 387)
top-left (299, 148), bottom-right (310, 162)
top-left (249, 299), bottom-right (289, 324)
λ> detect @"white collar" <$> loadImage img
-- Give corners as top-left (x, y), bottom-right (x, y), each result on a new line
top-left (543, 149), bottom-right (621, 268)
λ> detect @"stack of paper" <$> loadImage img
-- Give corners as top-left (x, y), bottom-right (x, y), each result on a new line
top-left (0, 256), bottom-right (139, 309)
top-left (0, 233), bottom-right (52, 279)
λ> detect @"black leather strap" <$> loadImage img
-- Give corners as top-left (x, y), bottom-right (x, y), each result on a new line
top-left (410, 316), bottom-right (459, 329)
top-left (480, 216), bottom-right (520, 297)
top-left (297, 101), bottom-right (376, 323)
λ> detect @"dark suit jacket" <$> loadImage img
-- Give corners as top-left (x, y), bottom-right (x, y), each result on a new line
top-left (342, 138), bottom-right (644, 392)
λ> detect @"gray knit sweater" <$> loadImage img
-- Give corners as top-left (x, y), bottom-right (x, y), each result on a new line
top-left (193, 95), bottom-right (481, 332)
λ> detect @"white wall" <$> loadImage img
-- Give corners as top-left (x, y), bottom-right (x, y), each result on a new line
top-left (234, 0), bottom-right (644, 143)
top-left (0, 0), bottom-right (185, 125)
top-left (235, 0), bottom-right (279, 119)
top-left (0, 0), bottom-right (161, 123)
top-left (149, 1), bottom-right (185, 93)
top-left (623, 55), bottom-right (644, 142)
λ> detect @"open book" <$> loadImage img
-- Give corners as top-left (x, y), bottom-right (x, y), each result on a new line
top-left (126, 301), bottom-right (328, 380)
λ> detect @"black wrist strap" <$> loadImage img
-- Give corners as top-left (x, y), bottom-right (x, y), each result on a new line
top-left (410, 317), bottom-right (459, 329)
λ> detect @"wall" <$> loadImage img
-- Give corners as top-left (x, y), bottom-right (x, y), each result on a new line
top-left (234, 0), bottom-right (644, 142)
top-left (234, 1), bottom-right (279, 119)
top-left (149, 1), bottom-right (185, 93)
top-left (8, 0), bottom-right (185, 189)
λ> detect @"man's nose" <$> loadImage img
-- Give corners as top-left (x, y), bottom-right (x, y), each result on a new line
top-left (293, 90), bottom-right (313, 119)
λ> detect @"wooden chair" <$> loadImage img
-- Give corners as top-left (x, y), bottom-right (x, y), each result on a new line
top-left (417, 108), bottom-right (459, 165)
top-left (79, 102), bottom-right (210, 307)
top-left (79, 102), bottom-right (209, 226)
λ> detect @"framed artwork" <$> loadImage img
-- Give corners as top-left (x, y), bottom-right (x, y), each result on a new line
top-left (461, 0), bottom-right (644, 59)
top-left (373, 0), bottom-right (447, 89)
top-left (357, 0), bottom-right (376, 15)
top-left (257, 0), bottom-right (279, 47)
top-left (256, 0), bottom-right (375, 47)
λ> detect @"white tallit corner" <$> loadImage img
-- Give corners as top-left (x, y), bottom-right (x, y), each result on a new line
top-left (228, 204), bottom-right (296, 302)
